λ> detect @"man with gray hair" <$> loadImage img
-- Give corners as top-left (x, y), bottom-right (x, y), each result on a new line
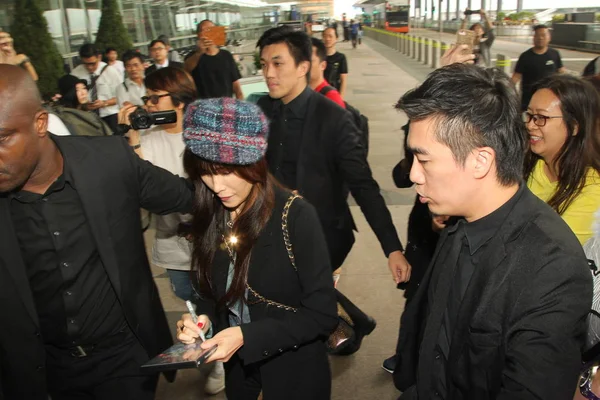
top-left (393, 64), bottom-right (591, 399)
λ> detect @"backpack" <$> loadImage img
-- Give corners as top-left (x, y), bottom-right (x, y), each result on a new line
top-left (319, 85), bottom-right (370, 155)
top-left (45, 104), bottom-right (113, 136)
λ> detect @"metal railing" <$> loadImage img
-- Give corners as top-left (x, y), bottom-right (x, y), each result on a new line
top-left (364, 26), bottom-right (513, 75)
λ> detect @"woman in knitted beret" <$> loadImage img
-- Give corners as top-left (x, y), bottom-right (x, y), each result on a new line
top-left (176, 98), bottom-right (337, 399)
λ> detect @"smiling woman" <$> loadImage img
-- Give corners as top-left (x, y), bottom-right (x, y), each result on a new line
top-left (524, 74), bottom-right (600, 244)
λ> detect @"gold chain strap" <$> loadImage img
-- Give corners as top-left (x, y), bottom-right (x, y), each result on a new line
top-left (282, 194), bottom-right (301, 271)
top-left (246, 285), bottom-right (298, 312)
top-left (222, 194), bottom-right (302, 313)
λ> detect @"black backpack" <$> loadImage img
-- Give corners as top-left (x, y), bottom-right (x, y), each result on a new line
top-left (319, 86), bottom-right (370, 155)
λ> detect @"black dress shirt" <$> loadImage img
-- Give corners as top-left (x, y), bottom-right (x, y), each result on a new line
top-left (274, 86), bottom-right (312, 189)
top-left (10, 160), bottom-right (127, 347)
top-left (430, 185), bottom-right (523, 399)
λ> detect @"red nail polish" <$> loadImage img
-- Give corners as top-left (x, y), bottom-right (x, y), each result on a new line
top-left (197, 322), bottom-right (204, 329)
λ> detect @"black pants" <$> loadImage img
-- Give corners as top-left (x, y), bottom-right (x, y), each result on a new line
top-left (224, 349), bottom-right (330, 400)
top-left (322, 226), bottom-right (373, 333)
top-left (343, 27), bottom-right (350, 41)
top-left (45, 329), bottom-right (158, 400)
top-left (102, 113), bottom-right (119, 136)
top-left (323, 226), bottom-right (355, 271)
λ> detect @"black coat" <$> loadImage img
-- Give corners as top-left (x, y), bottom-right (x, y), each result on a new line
top-left (394, 187), bottom-right (592, 400)
top-left (0, 135), bottom-right (193, 399)
top-left (195, 187), bottom-right (337, 398)
top-left (257, 90), bottom-right (401, 262)
top-left (145, 61), bottom-right (184, 76)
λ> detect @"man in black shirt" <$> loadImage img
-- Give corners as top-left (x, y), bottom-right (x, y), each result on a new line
top-left (393, 64), bottom-right (591, 399)
top-left (0, 64), bottom-right (193, 399)
top-left (322, 27), bottom-right (348, 98)
top-left (184, 19), bottom-right (243, 99)
top-left (256, 28), bottom-right (411, 347)
top-left (512, 24), bottom-right (565, 111)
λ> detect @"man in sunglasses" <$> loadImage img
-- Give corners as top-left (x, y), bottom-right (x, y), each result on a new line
top-left (71, 43), bottom-right (123, 134)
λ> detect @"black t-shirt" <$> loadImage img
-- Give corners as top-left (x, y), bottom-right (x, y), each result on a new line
top-left (515, 47), bottom-right (563, 110)
top-left (191, 49), bottom-right (241, 99)
top-left (324, 52), bottom-right (348, 92)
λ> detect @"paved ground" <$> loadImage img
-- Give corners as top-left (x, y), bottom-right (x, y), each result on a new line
top-left (150, 38), bottom-right (419, 399)
top-left (411, 27), bottom-right (596, 73)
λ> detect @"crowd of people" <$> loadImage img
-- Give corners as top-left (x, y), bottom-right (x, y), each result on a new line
top-left (0, 14), bottom-right (600, 400)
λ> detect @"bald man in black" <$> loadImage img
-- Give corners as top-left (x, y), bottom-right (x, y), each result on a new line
top-left (0, 65), bottom-right (193, 399)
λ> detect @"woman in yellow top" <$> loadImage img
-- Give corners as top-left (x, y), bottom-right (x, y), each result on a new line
top-left (524, 74), bottom-right (600, 244)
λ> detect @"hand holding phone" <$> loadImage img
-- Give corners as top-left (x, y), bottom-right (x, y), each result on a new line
top-left (200, 26), bottom-right (226, 47)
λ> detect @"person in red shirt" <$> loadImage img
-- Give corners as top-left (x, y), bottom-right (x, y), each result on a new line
top-left (309, 38), bottom-right (346, 109)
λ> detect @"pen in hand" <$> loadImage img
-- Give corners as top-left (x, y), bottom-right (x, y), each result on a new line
top-left (185, 300), bottom-right (207, 343)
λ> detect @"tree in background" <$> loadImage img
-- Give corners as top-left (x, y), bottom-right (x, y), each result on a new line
top-left (10, 0), bottom-right (64, 98)
top-left (95, 0), bottom-right (133, 56)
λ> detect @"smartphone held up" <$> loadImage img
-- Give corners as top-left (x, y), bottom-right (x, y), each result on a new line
top-left (456, 29), bottom-right (476, 56)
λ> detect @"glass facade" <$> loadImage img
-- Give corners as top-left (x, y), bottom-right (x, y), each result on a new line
top-left (0, 0), bottom-right (281, 59)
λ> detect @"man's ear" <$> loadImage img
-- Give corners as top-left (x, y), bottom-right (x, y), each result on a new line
top-left (298, 60), bottom-right (310, 78)
top-left (472, 147), bottom-right (495, 180)
top-left (35, 110), bottom-right (49, 138)
top-left (320, 60), bottom-right (327, 72)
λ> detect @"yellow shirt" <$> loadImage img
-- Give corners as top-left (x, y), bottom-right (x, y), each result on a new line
top-left (528, 159), bottom-right (600, 244)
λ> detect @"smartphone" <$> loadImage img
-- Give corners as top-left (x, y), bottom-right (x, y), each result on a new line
top-left (201, 26), bottom-right (226, 47)
top-left (456, 29), bottom-right (476, 55)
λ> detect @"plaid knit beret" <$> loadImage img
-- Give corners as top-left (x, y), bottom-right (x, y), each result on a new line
top-left (183, 98), bottom-right (269, 165)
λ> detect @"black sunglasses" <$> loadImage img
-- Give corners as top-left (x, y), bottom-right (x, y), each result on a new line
top-left (141, 93), bottom-right (171, 105)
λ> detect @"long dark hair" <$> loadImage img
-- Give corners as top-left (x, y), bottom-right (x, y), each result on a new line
top-left (183, 150), bottom-right (275, 309)
top-left (524, 74), bottom-right (600, 215)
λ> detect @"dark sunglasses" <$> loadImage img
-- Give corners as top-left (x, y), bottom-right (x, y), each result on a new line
top-left (141, 93), bottom-right (171, 105)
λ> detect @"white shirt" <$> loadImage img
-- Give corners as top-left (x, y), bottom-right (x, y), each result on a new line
top-left (154, 59), bottom-right (169, 69)
top-left (72, 61), bottom-right (123, 118)
top-left (140, 127), bottom-right (192, 270)
top-left (109, 60), bottom-right (125, 77)
top-left (47, 113), bottom-right (71, 136)
top-left (116, 78), bottom-right (146, 108)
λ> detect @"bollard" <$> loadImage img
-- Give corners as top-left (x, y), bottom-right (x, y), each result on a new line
top-left (423, 38), bottom-right (431, 65)
top-left (407, 35), bottom-right (412, 57)
top-left (402, 35), bottom-right (407, 55)
top-left (439, 42), bottom-right (448, 68)
top-left (412, 36), bottom-right (417, 59)
top-left (431, 39), bottom-right (439, 69)
top-left (417, 37), bottom-right (424, 62)
top-left (496, 54), bottom-right (512, 76)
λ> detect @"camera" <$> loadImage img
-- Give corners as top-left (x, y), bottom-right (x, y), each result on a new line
top-left (129, 107), bottom-right (177, 130)
top-left (464, 9), bottom-right (478, 15)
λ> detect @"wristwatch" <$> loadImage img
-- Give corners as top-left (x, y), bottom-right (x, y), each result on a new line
top-left (580, 364), bottom-right (600, 400)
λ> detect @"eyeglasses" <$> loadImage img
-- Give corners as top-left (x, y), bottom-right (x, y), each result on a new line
top-left (522, 112), bottom-right (563, 127)
top-left (141, 93), bottom-right (171, 105)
